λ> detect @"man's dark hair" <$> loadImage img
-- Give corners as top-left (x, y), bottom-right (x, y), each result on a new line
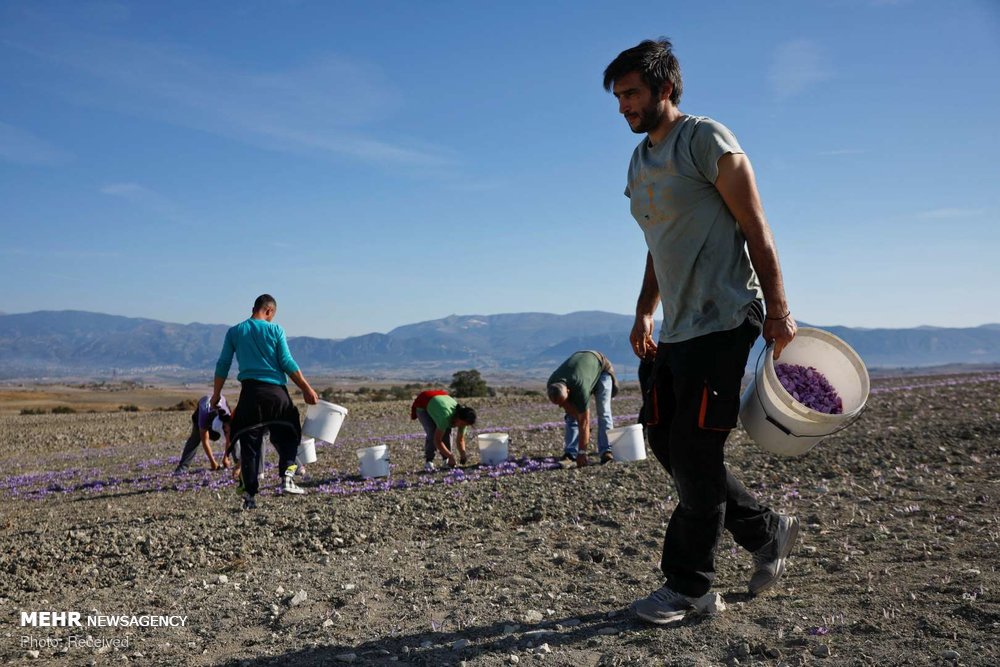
top-left (455, 405), bottom-right (477, 426)
top-left (603, 38), bottom-right (683, 105)
top-left (253, 294), bottom-right (277, 313)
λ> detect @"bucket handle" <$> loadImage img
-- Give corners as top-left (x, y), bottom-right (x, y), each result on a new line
top-left (750, 342), bottom-right (868, 439)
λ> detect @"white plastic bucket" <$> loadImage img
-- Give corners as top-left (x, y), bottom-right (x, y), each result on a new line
top-left (296, 437), bottom-right (318, 465)
top-left (739, 327), bottom-right (869, 457)
top-left (477, 433), bottom-right (510, 466)
top-left (607, 424), bottom-right (647, 462)
top-left (302, 401), bottom-right (348, 444)
top-left (356, 445), bottom-right (390, 478)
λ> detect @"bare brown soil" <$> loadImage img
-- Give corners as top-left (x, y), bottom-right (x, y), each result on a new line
top-left (1, 373), bottom-right (998, 666)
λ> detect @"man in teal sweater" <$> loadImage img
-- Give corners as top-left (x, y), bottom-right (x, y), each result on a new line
top-left (212, 294), bottom-right (319, 510)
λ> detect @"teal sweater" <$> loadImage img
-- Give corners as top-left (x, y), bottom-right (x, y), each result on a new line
top-left (215, 318), bottom-right (300, 385)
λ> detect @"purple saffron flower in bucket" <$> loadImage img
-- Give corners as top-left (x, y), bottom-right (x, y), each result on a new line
top-left (775, 363), bottom-right (844, 414)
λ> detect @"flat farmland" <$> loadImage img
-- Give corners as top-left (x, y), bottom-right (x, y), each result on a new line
top-left (1, 373), bottom-right (998, 666)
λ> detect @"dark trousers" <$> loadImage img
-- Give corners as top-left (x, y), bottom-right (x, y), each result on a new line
top-left (229, 380), bottom-right (301, 496)
top-left (175, 411), bottom-right (204, 470)
top-left (644, 302), bottom-right (778, 597)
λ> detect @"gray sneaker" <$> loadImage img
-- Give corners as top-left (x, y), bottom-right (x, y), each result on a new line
top-left (630, 585), bottom-right (696, 624)
top-left (749, 514), bottom-right (799, 595)
top-left (241, 493), bottom-right (256, 510)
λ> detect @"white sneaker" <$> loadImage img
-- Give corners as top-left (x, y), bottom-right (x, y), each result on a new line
top-left (281, 475), bottom-right (306, 495)
top-left (423, 461), bottom-right (436, 472)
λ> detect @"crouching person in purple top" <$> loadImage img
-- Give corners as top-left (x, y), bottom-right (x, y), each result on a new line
top-left (173, 394), bottom-right (232, 473)
top-left (212, 294), bottom-right (319, 510)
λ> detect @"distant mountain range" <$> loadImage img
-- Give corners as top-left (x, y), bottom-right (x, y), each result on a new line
top-left (1, 310), bottom-right (999, 382)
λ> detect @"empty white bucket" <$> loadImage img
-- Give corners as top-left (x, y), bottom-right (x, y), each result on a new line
top-left (739, 327), bottom-right (869, 457)
top-left (477, 433), bottom-right (510, 466)
top-left (608, 424), bottom-right (647, 462)
top-left (356, 445), bottom-right (390, 478)
top-left (297, 437), bottom-right (318, 465)
top-left (302, 400), bottom-right (348, 444)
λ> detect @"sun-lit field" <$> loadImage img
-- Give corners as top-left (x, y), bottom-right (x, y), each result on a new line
top-left (1, 374), bottom-right (998, 666)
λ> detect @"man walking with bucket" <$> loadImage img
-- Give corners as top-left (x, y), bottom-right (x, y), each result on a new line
top-left (212, 294), bottom-right (319, 509)
top-left (604, 38), bottom-right (799, 623)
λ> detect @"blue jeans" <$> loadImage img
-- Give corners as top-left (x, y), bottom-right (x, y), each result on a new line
top-left (563, 371), bottom-right (614, 457)
top-left (416, 409), bottom-right (451, 462)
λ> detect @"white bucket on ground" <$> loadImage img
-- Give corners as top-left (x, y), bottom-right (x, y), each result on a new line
top-left (296, 437), bottom-right (318, 465)
top-left (356, 445), bottom-right (390, 478)
top-left (477, 433), bottom-right (510, 466)
top-left (739, 327), bottom-right (869, 457)
top-left (302, 400), bottom-right (348, 444)
top-left (608, 424), bottom-right (646, 462)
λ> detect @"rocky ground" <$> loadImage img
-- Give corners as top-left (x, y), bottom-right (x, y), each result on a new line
top-left (1, 373), bottom-right (998, 666)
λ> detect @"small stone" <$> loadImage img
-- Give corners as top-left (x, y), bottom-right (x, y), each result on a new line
top-left (812, 644), bottom-right (830, 658)
top-left (289, 590), bottom-right (308, 606)
top-left (453, 638), bottom-right (470, 651)
top-left (510, 655), bottom-right (520, 664)
top-left (217, 575), bottom-right (228, 584)
top-left (323, 619), bottom-right (335, 628)
top-left (534, 643), bottom-right (552, 654)
top-left (735, 641), bottom-right (751, 657)
top-left (523, 610), bottom-right (544, 623)
top-left (504, 624), bottom-right (521, 634)
top-left (344, 583), bottom-right (356, 591)
top-left (26, 650), bottom-right (40, 659)
top-left (941, 650), bottom-right (960, 661)
top-left (276, 586), bottom-right (285, 595)
top-left (524, 630), bottom-right (553, 638)
top-left (693, 591), bottom-right (726, 615)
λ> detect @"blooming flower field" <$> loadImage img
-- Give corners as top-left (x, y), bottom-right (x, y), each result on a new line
top-left (1, 374), bottom-right (997, 666)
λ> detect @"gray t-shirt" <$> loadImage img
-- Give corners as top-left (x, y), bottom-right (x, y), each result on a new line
top-left (625, 115), bottom-right (762, 343)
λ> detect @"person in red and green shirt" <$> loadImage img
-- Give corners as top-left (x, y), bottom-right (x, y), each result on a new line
top-left (410, 390), bottom-right (477, 471)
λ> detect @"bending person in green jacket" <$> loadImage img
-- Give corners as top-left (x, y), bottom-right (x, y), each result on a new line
top-left (212, 293), bottom-right (319, 510)
top-left (547, 350), bottom-right (619, 468)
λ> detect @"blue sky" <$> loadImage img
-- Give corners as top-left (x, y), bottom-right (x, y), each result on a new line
top-left (1, 0), bottom-right (998, 339)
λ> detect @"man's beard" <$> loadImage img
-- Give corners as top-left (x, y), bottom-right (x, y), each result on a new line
top-left (630, 102), bottom-right (663, 135)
